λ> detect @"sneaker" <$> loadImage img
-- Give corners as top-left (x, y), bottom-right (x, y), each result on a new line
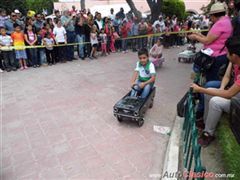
top-left (33, 65), bottom-right (37, 68)
top-left (24, 66), bottom-right (28, 69)
top-left (20, 67), bottom-right (24, 71)
top-left (0, 69), bottom-right (3, 73)
top-left (198, 132), bottom-right (215, 147)
top-left (6, 68), bottom-right (11, 72)
top-left (12, 67), bottom-right (17, 71)
top-left (89, 56), bottom-right (93, 60)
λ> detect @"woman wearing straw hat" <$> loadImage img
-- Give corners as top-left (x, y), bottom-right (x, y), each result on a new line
top-left (188, 2), bottom-right (233, 120)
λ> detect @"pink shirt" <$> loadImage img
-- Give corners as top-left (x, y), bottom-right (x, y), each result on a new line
top-left (234, 65), bottom-right (240, 87)
top-left (204, 16), bottom-right (233, 57)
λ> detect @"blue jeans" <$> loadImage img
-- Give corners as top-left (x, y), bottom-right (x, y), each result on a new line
top-left (38, 48), bottom-right (47, 65)
top-left (130, 80), bottom-right (153, 99)
top-left (197, 80), bottom-right (221, 113)
top-left (121, 39), bottom-right (128, 51)
top-left (66, 31), bottom-right (76, 60)
top-left (28, 48), bottom-right (39, 65)
top-left (76, 34), bottom-right (85, 58)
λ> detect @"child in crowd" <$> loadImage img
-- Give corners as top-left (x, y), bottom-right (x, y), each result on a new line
top-left (11, 23), bottom-right (28, 70)
top-left (110, 27), bottom-right (117, 53)
top-left (53, 19), bottom-right (67, 63)
top-left (149, 38), bottom-right (164, 67)
top-left (24, 24), bottom-right (39, 68)
top-left (99, 28), bottom-right (107, 56)
top-left (43, 32), bottom-right (55, 65)
top-left (90, 25), bottom-right (98, 59)
top-left (111, 26), bottom-right (120, 52)
top-left (0, 27), bottom-right (16, 71)
top-left (36, 29), bottom-right (47, 66)
top-left (130, 48), bottom-right (156, 99)
top-left (120, 20), bottom-right (128, 53)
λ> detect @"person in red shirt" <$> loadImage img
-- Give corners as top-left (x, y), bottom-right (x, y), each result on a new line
top-left (147, 20), bottom-right (154, 48)
top-left (121, 20), bottom-right (128, 53)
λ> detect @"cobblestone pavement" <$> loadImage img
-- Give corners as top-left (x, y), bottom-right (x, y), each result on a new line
top-left (1, 47), bottom-right (192, 180)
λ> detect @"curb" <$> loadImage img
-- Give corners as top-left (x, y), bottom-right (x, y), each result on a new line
top-left (162, 116), bottom-right (184, 180)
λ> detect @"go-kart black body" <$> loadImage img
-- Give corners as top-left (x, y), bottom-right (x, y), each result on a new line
top-left (113, 87), bottom-right (156, 127)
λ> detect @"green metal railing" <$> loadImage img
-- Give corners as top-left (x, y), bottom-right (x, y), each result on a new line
top-left (182, 73), bottom-right (206, 180)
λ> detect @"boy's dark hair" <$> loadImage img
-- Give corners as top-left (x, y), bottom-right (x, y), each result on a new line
top-left (13, 23), bottom-right (20, 29)
top-left (138, 48), bottom-right (149, 57)
top-left (225, 36), bottom-right (240, 56)
top-left (100, 28), bottom-right (104, 32)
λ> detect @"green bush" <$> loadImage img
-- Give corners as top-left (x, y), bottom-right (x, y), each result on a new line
top-left (162, 0), bottom-right (186, 20)
top-left (217, 116), bottom-right (240, 180)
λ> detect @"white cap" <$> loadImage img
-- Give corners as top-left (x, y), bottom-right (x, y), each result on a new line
top-left (14, 9), bottom-right (20, 14)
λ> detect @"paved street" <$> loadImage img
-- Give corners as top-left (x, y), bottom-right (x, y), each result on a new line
top-left (1, 46), bottom-right (192, 180)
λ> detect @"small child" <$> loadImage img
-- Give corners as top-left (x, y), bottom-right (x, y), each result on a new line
top-left (120, 20), bottom-right (128, 53)
top-left (0, 27), bottom-right (16, 72)
top-left (149, 38), bottom-right (164, 67)
top-left (90, 25), bottom-right (98, 59)
top-left (99, 28), bottom-right (107, 56)
top-left (130, 48), bottom-right (156, 98)
top-left (110, 27), bottom-right (118, 53)
top-left (43, 32), bottom-right (55, 65)
top-left (36, 29), bottom-right (47, 66)
top-left (11, 23), bottom-right (28, 70)
top-left (24, 24), bottom-right (39, 68)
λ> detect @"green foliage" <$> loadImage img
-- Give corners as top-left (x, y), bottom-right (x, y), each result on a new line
top-left (0, 0), bottom-right (58, 14)
top-left (162, 0), bottom-right (186, 20)
top-left (217, 116), bottom-right (240, 180)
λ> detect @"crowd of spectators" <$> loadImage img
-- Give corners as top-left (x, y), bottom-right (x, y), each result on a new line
top-left (0, 6), bottom-right (210, 72)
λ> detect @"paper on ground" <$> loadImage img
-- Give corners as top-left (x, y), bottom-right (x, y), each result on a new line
top-left (153, 125), bottom-right (171, 135)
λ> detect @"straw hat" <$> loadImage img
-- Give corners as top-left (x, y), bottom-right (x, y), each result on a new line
top-left (209, 2), bottom-right (226, 15)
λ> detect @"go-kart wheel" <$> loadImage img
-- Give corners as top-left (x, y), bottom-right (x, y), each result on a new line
top-left (117, 117), bottom-right (123, 122)
top-left (138, 118), bottom-right (144, 127)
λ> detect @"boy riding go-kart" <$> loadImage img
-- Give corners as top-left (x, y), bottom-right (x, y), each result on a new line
top-left (113, 48), bottom-right (156, 127)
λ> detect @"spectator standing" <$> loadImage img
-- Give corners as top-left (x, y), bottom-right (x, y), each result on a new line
top-left (75, 15), bottom-right (86, 60)
top-left (43, 32), bottom-right (55, 65)
top-left (0, 9), bottom-right (8, 28)
top-left (138, 19), bottom-right (148, 49)
top-left (109, 8), bottom-right (115, 21)
top-left (99, 28), bottom-right (107, 56)
top-left (94, 13), bottom-right (104, 32)
top-left (4, 12), bottom-right (22, 35)
top-left (120, 20), bottom-right (128, 53)
top-left (34, 13), bottom-right (44, 32)
top-left (116, 8), bottom-right (125, 20)
top-left (61, 10), bottom-right (76, 61)
top-left (90, 25), bottom-right (98, 59)
top-left (53, 19), bottom-right (67, 63)
top-left (24, 24), bottom-right (39, 68)
top-left (152, 15), bottom-right (166, 33)
top-left (0, 27), bottom-right (16, 71)
top-left (131, 19), bottom-right (139, 52)
top-left (11, 23), bottom-right (28, 70)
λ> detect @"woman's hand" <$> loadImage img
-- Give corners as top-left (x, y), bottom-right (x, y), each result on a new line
top-left (190, 83), bottom-right (201, 92)
top-left (188, 34), bottom-right (197, 41)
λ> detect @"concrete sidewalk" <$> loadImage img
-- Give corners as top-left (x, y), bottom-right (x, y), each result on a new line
top-left (1, 47), bottom-right (192, 179)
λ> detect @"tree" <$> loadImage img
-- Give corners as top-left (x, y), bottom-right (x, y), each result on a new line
top-left (25, 0), bottom-right (57, 14)
top-left (0, 0), bottom-right (27, 14)
top-left (81, 0), bottom-right (85, 10)
top-left (146, 0), bottom-right (163, 22)
top-left (162, 0), bottom-right (186, 20)
top-left (126, 0), bottom-right (142, 20)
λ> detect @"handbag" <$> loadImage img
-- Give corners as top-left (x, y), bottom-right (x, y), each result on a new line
top-left (177, 91), bottom-right (189, 117)
top-left (193, 50), bottom-right (215, 72)
top-left (194, 46), bottom-right (225, 72)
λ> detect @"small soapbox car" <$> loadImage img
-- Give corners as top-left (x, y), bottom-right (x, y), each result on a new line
top-left (113, 84), bottom-right (156, 127)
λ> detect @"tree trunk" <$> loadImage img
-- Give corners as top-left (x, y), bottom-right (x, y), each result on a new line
top-left (146, 0), bottom-right (162, 22)
top-left (81, 0), bottom-right (85, 10)
top-left (126, 0), bottom-right (142, 20)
